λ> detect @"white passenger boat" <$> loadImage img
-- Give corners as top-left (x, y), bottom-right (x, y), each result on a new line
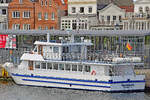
top-left (3, 34), bottom-right (145, 92)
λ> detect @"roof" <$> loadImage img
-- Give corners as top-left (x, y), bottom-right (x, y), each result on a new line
top-left (0, 30), bottom-right (149, 36)
top-left (97, 0), bottom-right (134, 6)
top-left (20, 53), bottom-right (44, 61)
top-left (34, 41), bottom-right (93, 46)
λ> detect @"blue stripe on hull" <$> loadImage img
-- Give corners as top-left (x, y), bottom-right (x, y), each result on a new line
top-left (11, 73), bottom-right (145, 84)
top-left (22, 79), bottom-right (111, 88)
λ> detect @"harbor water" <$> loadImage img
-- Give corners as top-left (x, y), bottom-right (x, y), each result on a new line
top-left (0, 82), bottom-right (150, 100)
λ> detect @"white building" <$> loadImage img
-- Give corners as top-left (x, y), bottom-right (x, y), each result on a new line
top-left (68, 0), bottom-right (97, 15)
top-left (123, 0), bottom-right (150, 30)
top-left (92, 3), bottom-right (125, 30)
top-left (0, 2), bottom-right (8, 30)
top-left (61, 0), bottom-right (98, 30)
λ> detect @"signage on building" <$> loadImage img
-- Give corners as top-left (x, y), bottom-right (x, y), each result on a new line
top-left (0, 34), bottom-right (16, 49)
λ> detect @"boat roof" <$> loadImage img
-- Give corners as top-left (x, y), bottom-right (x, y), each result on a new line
top-left (34, 41), bottom-right (93, 46)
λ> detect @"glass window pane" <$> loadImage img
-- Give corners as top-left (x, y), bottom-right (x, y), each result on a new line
top-left (53, 63), bottom-right (58, 70)
top-left (78, 65), bottom-right (83, 72)
top-left (84, 65), bottom-right (90, 72)
top-left (65, 64), bottom-right (71, 71)
top-left (41, 63), bottom-right (46, 69)
top-left (59, 64), bottom-right (64, 70)
top-left (35, 62), bottom-right (40, 69)
top-left (47, 63), bottom-right (52, 69)
top-left (72, 64), bottom-right (77, 71)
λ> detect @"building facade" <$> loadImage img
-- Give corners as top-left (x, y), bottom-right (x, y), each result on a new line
top-left (123, 0), bottom-right (150, 30)
top-left (61, 0), bottom-right (97, 30)
top-left (0, 0), bottom-right (11, 30)
top-left (8, 0), bottom-right (67, 30)
top-left (94, 3), bottom-right (125, 30)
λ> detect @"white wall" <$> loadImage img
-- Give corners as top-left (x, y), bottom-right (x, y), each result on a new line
top-left (68, 0), bottom-right (97, 15)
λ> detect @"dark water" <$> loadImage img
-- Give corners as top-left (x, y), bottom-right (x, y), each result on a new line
top-left (0, 82), bottom-right (150, 100)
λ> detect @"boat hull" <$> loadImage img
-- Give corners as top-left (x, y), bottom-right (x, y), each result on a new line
top-left (7, 68), bottom-right (145, 92)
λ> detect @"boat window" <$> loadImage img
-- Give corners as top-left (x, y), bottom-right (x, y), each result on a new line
top-left (35, 62), bottom-right (40, 69)
top-left (84, 65), bottom-right (90, 72)
top-left (53, 47), bottom-right (59, 53)
top-left (53, 63), bottom-right (58, 70)
top-left (72, 64), bottom-right (77, 71)
top-left (65, 64), bottom-right (71, 71)
top-left (78, 65), bottom-right (83, 72)
top-left (34, 46), bottom-right (37, 52)
top-left (41, 63), bottom-right (46, 69)
top-left (47, 63), bottom-right (52, 69)
top-left (59, 64), bottom-right (64, 70)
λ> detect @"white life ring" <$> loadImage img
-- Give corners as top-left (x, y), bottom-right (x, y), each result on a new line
top-left (91, 70), bottom-right (96, 75)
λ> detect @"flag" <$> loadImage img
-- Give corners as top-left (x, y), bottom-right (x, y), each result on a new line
top-left (126, 42), bottom-right (132, 51)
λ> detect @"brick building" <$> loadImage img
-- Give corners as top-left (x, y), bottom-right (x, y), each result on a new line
top-left (8, 0), bottom-right (67, 30)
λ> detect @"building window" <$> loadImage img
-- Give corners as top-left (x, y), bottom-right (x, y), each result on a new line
top-left (72, 65), bottom-right (77, 71)
top-left (49, 0), bottom-right (51, 6)
top-left (51, 12), bottom-right (55, 20)
top-left (139, 7), bottom-right (143, 13)
top-left (38, 12), bottom-right (42, 20)
top-left (41, 0), bottom-right (43, 6)
top-left (50, 26), bottom-right (54, 30)
top-left (45, 26), bottom-right (48, 30)
top-left (35, 62), bottom-right (40, 69)
top-left (53, 47), bottom-right (59, 53)
top-left (38, 26), bottom-right (42, 30)
top-left (23, 11), bottom-right (30, 18)
top-left (12, 11), bottom-right (20, 18)
top-left (61, 0), bottom-right (65, 4)
top-left (2, 9), bottom-right (6, 15)
top-left (59, 64), bottom-right (64, 70)
top-left (113, 16), bottom-right (116, 20)
top-left (12, 24), bottom-right (20, 30)
top-left (23, 24), bottom-right (30, 30)
top-left (44, 13), bottom-right (48, 20)
top-left (107, 16), bottom-right (110, 21)
top-left (119, 16), bottom-right (122, 22)
top-left (80, 7), bottom-right (84, 13)
top-left (72, 7), bottom-right (76, 13)
top-left (19, 0), bottom-right (22, 4)
top-left (88, 7), bottom-right (92, 13)
top-left (145, 6), bottom-right (149, 13)
top-left (45, 0), bottom-right (47, 6)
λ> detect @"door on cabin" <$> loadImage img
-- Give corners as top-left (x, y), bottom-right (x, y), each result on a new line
top-left (38, 45), bottom-right (43, 56)
top-left (28, 61), bottom-right (33, 70)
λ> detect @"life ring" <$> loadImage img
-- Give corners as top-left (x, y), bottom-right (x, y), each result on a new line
top-left (91, 70), bottom-right (96, 75)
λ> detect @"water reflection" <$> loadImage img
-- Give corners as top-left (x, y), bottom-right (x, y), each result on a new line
top-left (0, 82), bottom-right (150, 100)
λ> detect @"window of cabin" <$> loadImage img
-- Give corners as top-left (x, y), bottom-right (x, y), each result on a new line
top-left (84, 65), bottom-right (90, 72)
top-left (72, 64), bottom-right (77, 71)
top-left (65, 64), bottom-right (71, 71)
top-left (53, 63), bottom-right (58, 70)
top-left (53, 47), bottom-right (59, 53)
top-left (78, 65), bottom-right (83, 72)
top-left (41, 63), bottom-right (46, 69)
top-left (47, 63), bottom-right (52, 69)
top-left (35, 62), bottom-right (40, 69)
top-left (59, 64), bottom-right (64, 70)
